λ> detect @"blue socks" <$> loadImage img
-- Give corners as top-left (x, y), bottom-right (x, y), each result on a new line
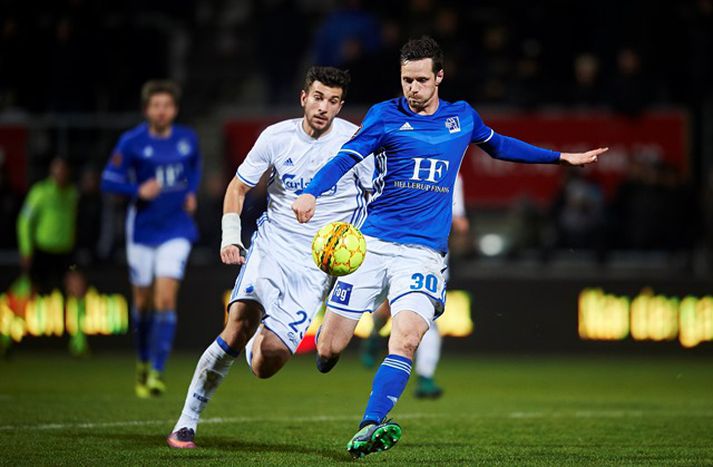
top-left (150, 311), bottom-right (177, 372)
top-left (361, 354), bottom-right (412, 428)
top-left (132, 307), bottom-right (153, 363)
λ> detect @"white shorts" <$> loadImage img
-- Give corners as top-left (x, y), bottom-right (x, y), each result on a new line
top-left (326, 236), bottom-right (448, 326)
top-left (127, 237), bottom-right (192, 287)
top-left (228, 232), bottom-right (332, 353)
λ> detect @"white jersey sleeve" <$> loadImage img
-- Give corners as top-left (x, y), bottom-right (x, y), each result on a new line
top-left (236, 128), bottom-right (273, 187)
top-left (453, 174), bottom-right (465, 218)
top-left (355, 154), bottom-right (375, 193)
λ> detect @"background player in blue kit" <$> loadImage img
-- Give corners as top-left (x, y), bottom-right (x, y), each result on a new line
top-left (101, 80), bottom-right (202, 398)
top-left (292, 37), bottom-right (608, 458)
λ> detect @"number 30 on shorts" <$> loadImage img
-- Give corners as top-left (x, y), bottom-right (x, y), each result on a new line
top-left (410, 273), bottom-right (438, 293)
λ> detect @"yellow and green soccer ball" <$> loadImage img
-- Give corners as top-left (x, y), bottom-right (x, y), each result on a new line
top-left (312, 221), bottom-right (367, 276)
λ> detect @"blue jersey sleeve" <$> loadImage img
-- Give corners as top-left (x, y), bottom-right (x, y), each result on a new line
top-left (337, 105), bottom-right (384, 161)
top-left (101, 135), bottom-right (139, 196)
top-left (303, 152), bottom-right (359, 197)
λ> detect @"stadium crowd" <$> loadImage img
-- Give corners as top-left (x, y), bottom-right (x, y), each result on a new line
top-left (0, 0), bottom-right (712, 269)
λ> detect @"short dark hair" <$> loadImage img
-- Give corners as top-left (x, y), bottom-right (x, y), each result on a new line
top-left (141, 80), bottom-right (181, 107)
top-left (303, 66), bottom-right (351, 100)
top-left (400, 36), bottom-right (444, 74)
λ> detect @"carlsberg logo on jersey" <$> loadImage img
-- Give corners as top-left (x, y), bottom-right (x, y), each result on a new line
top-left (282, 174), bottom-right (337, 195)
top-left (410, 158), bottom-right (450, 183)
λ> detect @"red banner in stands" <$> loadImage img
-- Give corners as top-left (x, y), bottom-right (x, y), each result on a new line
top-left (0, 125), bottom-right (28, 193)
top-left (224, 110), bottom-right (688, 207)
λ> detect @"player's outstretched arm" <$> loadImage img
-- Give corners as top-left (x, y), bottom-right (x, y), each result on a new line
top-left (292, 194), bottom-right (317, 223)
top-left (559, 147), bottom-right (609, 166)
top-left (292, 151), bottom-right (361, 224)
top-left (220, 176), bottom-right (252, 265)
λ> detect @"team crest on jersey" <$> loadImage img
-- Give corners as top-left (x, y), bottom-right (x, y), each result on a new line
top-left (142, 146), bottom-right (154, 158)
top-left (177, 139), bottom-right (192, 156)
top-left (445, 116), bottom-right (461, 134)
top-left (111, 152), bottom-right (123, 167)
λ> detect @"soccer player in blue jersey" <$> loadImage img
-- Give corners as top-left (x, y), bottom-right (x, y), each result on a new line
top-left (292, 37), bottom-right (608, 458)
top-left (101, 80), bottom-right (201, 398)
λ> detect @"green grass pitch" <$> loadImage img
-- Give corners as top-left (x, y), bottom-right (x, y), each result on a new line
top-left (1, 352), bottom-right (712, 465)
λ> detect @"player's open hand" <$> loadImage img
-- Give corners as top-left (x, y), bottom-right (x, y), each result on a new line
top-left (221, 244), bottom-right (245, 265)
top-left (559, 147), bottom-right (609, 166)
top-left (292, 194), bottom-right (316, 223)
top-left (184, 192), bottom-right (197, 214)
top-left (138, 178), bottom-right (161, 200)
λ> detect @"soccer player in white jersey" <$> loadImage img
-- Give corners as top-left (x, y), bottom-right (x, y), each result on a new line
top-left (292, 37), bottom-right (608, 458)
top-left (101, 81), bottom-right (202, 398)
top-left (167, 66), bottom-right (374, 449)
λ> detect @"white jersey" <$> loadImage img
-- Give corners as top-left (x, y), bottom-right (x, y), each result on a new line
top-left (236, 117), bottom-right (374, 255)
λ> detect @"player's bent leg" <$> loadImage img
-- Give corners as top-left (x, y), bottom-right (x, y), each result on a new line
top-left (349, 304), bottom-right (431, 458)
top-left (131, 285), bottom-right (153, 398)
top-left (168, 300), bottom-right (262, 448)
top-left (315, 308), bottom-right (359, 373)
top-left (248, 326), bottom-right (291, 379)
top-left (148, 277), bottom-right (181, 396)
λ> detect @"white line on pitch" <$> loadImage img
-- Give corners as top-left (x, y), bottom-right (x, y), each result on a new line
top-left (0, 413), bottom-right (438, 432)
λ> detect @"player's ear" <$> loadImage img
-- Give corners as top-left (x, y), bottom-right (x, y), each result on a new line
top-left (435, 70), bottom-right (444, 86)
top-left (300, 90), bottom-right (307, 108)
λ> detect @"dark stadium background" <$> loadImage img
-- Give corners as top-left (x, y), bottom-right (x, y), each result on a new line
top-left (1, 0), bottom-right (712, 354)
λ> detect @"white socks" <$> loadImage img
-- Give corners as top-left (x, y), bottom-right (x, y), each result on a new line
top-left (415, 323), bottom-right (441, 378)
top-left (173, 339), bottom-right (237, 433)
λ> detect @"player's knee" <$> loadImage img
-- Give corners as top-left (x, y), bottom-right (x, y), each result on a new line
top-left (390, 333), bottom-right (421, 358)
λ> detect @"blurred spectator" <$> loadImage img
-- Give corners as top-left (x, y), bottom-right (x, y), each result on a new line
top-left (196, 171), bottom-right (226, 251)
top-left (607, 47), bottom-right (651, 117)
top-left (549, 169), bottom-right (606, 256)
top-left (16, 157), bottom-right (78, 294)
top-left (311, 0), bottom-right (381, 68)
top-left (0, 161), bottom-right (21, 249)
top-left (566, 53), bottom-right (605, 108)
top-left (75, 166), bottom-right (103, 265)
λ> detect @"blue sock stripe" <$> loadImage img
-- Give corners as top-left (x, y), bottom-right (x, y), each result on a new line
top-left (385, 354), bottom-right (412, 364)
top-left (384, 357), bottom-right (412, 368)
top-left (383, 361), bottom-right (412, 375)
top-left (383, 357), bottom-right (412, 371)
top-left (154, 311), bottom-right (177, 323)
top-left (216, 336), bottom-right (240, 357)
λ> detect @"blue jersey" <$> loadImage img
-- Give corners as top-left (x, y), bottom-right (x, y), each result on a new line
top-left (101, 123), bottom-right (201, 245)
top-left (340, 98), bottom-right (492, 252)
top-left (305, 97), bottom-right (560, 253)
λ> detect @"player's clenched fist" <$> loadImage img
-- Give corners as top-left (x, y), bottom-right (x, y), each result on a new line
top-left (220, 244), bottom-right (245, 265)
top-left (292, 194), bottom-right (316, 223)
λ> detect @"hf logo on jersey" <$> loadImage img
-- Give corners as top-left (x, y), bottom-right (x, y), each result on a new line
top-left (410, 158), bottom-right (450, 183)
top-left (445, 116), bottom-right (461, 134)
top-left (331, 282), bottom-right (353, 305)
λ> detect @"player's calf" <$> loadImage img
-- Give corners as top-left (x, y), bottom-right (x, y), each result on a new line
top-left (315, 325), bottom-right (341, 373)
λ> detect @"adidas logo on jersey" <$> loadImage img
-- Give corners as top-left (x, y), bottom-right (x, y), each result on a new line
top-left (399, 122), bottom-right (414, 131)
top-left (284, 158), bottom-right (294, 166)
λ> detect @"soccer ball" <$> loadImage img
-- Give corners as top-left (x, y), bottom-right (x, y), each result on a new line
top-left (312, 222), bottom-right (367, 276)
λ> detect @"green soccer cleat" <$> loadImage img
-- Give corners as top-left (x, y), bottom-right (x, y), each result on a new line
top-left (346, 420), bottom-right (402, 459)
top-left (146, 369), bottom-right (166, 396)
top-left (414, 376), bottom-right (443, 399)
top-left (135, 362), bottom-right (150, 399)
